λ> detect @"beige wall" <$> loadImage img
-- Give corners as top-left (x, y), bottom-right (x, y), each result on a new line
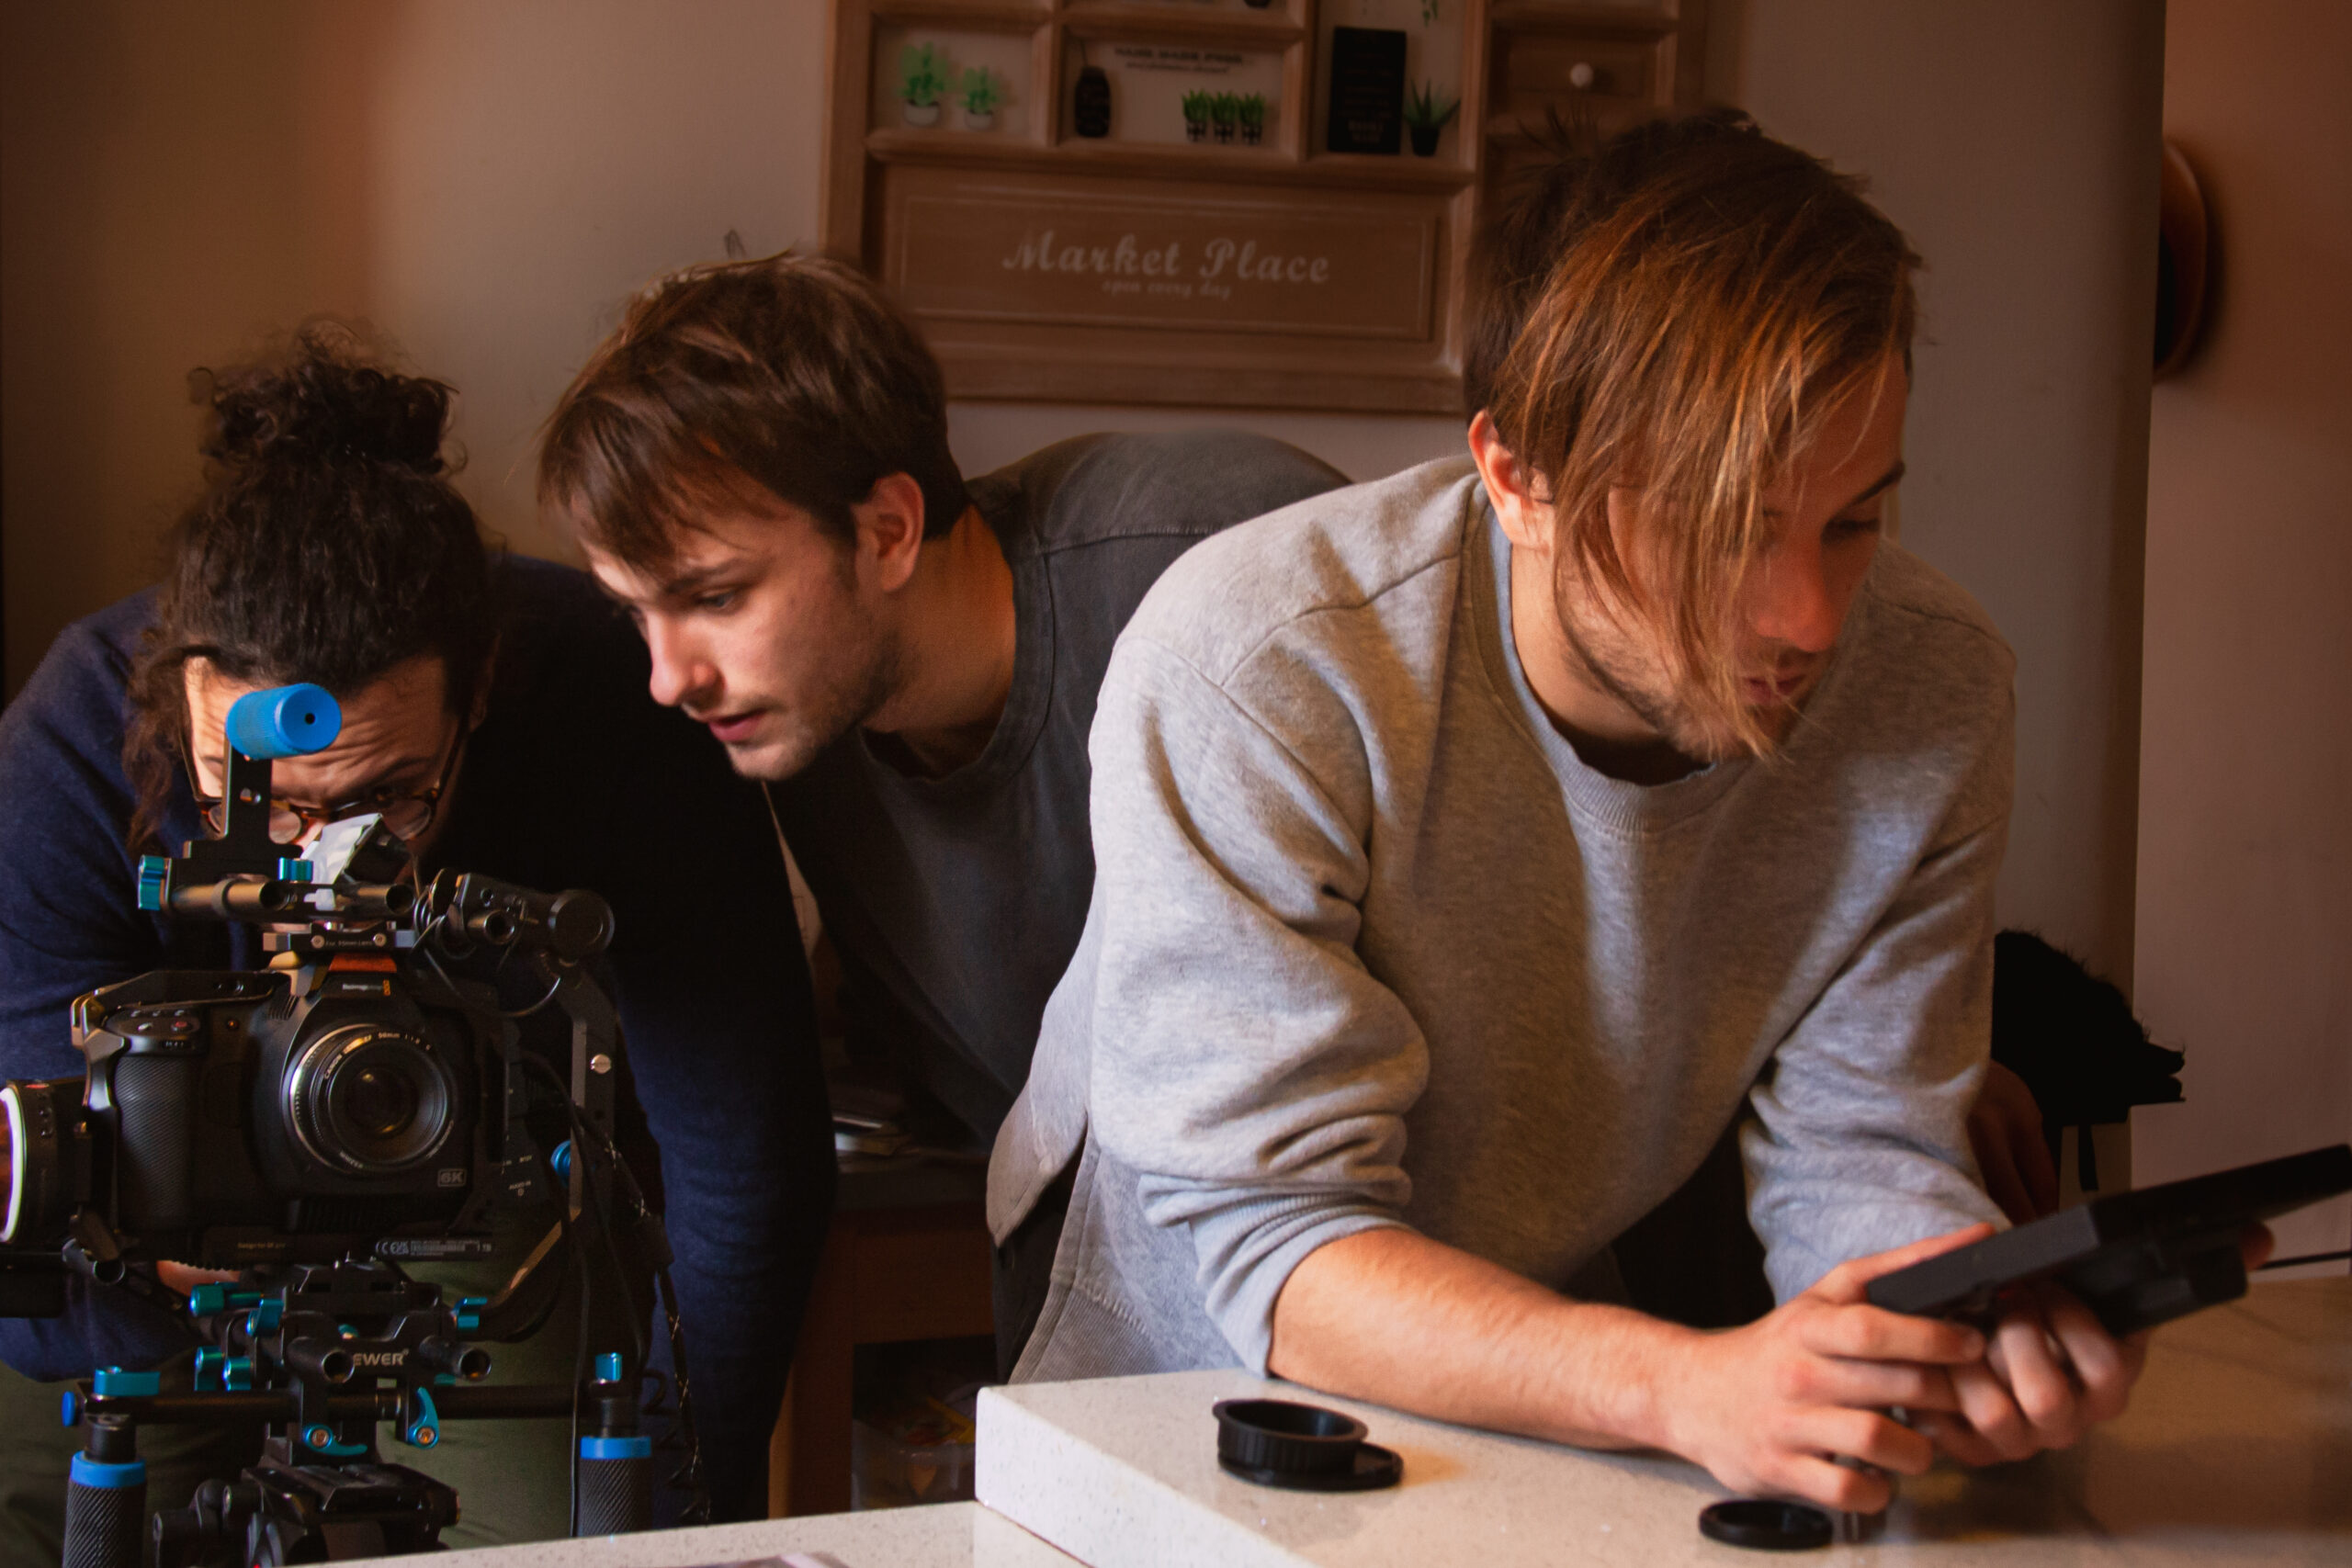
top-left (22, 0), bottom-right (2283, 1213)
top-left (3, 0), bottom-right (833, 692)
top-left (2132, 1), bottom-right (2352, 1268)
top-left (1731, 0), bottom-right (2165, 985)
top-left (8, 6), bottom-right (2172, 1002)
top-left (0, 0), bottom-right (1462, 698)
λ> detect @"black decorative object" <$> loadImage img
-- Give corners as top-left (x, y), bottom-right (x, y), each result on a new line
top-left (1073, 65), bottom-right (1112, 138)
top-left (1990, 930), bottom-right (2184, 1190)
top-left (1326, 27), bottom-right (1406, 155)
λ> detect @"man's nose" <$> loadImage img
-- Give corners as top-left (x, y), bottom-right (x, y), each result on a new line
top-left (642, 617), bottom-right (715, 709)
top-left (1747, 538), bottom-right (1843, 654)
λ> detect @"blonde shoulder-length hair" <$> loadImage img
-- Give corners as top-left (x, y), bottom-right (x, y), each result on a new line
top-left (1487, 113), bottom-right (1918, 756)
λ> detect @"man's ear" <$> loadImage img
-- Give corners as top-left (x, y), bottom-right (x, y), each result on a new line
top-left (851, 473), bottom-right (930, 593)
top-left (1467, 411), bottom-right (1555, 556)
top-left (467, 637), bottom-right (500, 731)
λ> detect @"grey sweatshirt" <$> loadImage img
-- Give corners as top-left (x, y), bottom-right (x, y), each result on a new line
top-left (991, 457), bottom-right (2011, 1382)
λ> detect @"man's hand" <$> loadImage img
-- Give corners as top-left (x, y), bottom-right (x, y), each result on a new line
top-left (1651, 1227), bottom-right (1993, 1512)
top-left (1969, 1060), bottom-right (2057, 1223)
top-left (1915, 1224), bottom-right (2271, 1466)
top-left (155, 1261), bottom-right (239, 1295)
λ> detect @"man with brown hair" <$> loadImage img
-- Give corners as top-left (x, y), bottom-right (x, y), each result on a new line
top-left (990, 116), bottom-right (2201, 1509)
top-left (539, 254), bottom-right (1344, 1366)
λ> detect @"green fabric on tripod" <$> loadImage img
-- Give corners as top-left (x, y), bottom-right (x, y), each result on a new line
top-left (399, 1252), bottom-right (582, 1551)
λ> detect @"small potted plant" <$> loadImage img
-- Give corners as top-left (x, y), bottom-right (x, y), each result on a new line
top-left (1210, 91), bottom-right (1239, 144)
top-left (959, 66), bottom-right (1001, 130)
top-left (900, 43), bottom-right (948, 127)
top-left (1238, 93), bottom-right (1266, 146)
top-left (1403, 80), bottom-right (1459, 157)
top-left (1181, 90), bottom-right (1210, 143)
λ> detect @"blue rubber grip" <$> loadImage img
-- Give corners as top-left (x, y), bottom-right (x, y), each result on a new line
top-left (225, 684), bottom-right (341, 760)
top-left (579, 1435), bottom-right (651, 1460)
top-left (68, 1456), bottom-right (146, 1490)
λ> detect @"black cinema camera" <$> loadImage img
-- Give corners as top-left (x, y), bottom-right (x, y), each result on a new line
top-left (0, 684), bottom-right (692, 1566)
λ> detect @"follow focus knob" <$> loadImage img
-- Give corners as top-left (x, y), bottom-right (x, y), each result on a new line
top-left (225, 684), bottom-right (342, 761)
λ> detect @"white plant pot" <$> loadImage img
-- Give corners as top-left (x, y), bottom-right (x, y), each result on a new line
top-left (963, 108), bottom-right (996, 131)
top-left (903, 100), bottom-right (940, 128)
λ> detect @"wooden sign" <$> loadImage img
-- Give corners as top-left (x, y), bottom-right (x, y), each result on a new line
top-left (884, 171), bottom-right (1437, 340)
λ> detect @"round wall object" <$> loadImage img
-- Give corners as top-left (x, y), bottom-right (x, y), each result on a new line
top-left (2155, 137), bottom-right (2211, 380)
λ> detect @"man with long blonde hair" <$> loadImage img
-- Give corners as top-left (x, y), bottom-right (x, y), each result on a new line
top-left (989, 116), bottom-right (2167, 1508)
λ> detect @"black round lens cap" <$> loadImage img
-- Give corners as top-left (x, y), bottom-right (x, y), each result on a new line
top-left (1213, 1398), bottom-right (1403, 1493)
top-left (1699, 1499), bottom-right (1835, 1551)
top-left (1219, 1442), bottom-right (1404, 1492)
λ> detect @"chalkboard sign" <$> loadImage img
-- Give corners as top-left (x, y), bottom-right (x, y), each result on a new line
top-left (1326, 27), bottom-right (1405, 155)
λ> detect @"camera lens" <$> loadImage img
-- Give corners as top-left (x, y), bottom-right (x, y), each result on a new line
top-left (1, 1078), bottom-right (83, 1246)
top-left (345, 1066), bottom-right (420, 1140)
top-left (285, 1025), bottom-right (458, 1177)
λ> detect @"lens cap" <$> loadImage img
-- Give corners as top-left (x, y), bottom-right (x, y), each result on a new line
top-left (1213, 1398), bottom-right (1403, 1493)
top-left (1699, 1499), bottom-right (1835, 1551)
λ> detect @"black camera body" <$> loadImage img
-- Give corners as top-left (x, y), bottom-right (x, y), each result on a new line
top-left (3, 681), bottom-right (620, 1297)
top-left (0, 682), bottom-right (683, 1563)
top-left (62, 956), bottom-right (489, 1269)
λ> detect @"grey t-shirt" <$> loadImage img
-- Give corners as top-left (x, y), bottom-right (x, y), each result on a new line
top-left (769, 432), bottom-right (1346, 1145)
top-left (993, 456), bottom-right (2012, 1381)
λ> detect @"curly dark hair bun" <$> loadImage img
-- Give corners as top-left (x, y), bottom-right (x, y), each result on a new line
top-left (123, 321), bottom-right (496, 852)
top-left (200, 322), bottom-right (453, 475)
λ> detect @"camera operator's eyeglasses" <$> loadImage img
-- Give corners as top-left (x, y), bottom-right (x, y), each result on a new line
top-left (191, 728), bottom-right (467, 845)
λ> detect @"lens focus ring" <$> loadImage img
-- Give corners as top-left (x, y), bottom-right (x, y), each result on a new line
top-left (284, 1024), bottom-right (457, 1177)
top-left (1, 1077), bottom-right (85, 1246)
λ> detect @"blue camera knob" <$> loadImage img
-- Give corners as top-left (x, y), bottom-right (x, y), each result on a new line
top-left (91, 1368), bottom-right (160, 1398)
top-left (225, 684), bottom-right (341, 761)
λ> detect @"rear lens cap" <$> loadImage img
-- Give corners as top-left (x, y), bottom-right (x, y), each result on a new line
top-left (1213, 1398), bottom-right (1403, 1493)
top-left (1699, 1499), bottom-right (1835, 1551)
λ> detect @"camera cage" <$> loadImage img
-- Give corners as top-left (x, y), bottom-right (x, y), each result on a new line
top-left (2, 683), bottom-right (704, 1562)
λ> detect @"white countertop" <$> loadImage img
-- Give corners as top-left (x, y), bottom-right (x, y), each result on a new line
top-left (978, 1277), bottom-right (2351, 1568)
top-left (350, 1502), bottom-right (1078, 1568)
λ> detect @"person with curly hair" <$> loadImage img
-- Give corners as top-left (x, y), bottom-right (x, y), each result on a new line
top-left (0, 327), bottom-right (830, 1556)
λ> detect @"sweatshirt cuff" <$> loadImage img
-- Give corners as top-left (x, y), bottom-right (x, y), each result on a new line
top-left (1182, 1192), bottom-right (1411, 1373)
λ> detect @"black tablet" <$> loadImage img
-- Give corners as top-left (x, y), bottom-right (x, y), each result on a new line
top-left (1865, 1143), bottom-right (2352, 1335)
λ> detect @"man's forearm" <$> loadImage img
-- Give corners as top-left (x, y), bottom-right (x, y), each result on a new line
top-left (1267, 1227), bottom-right (1692, 1451)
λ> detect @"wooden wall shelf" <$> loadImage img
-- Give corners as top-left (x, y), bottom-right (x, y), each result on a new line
top-left (823, 0), bottom-right (1707, 412)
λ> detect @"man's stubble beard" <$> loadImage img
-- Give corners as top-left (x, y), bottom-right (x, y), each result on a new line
top-left (727, 612), bottom-right (906, 784)
top-left (1549, 558), bottom-right (1794, 765)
